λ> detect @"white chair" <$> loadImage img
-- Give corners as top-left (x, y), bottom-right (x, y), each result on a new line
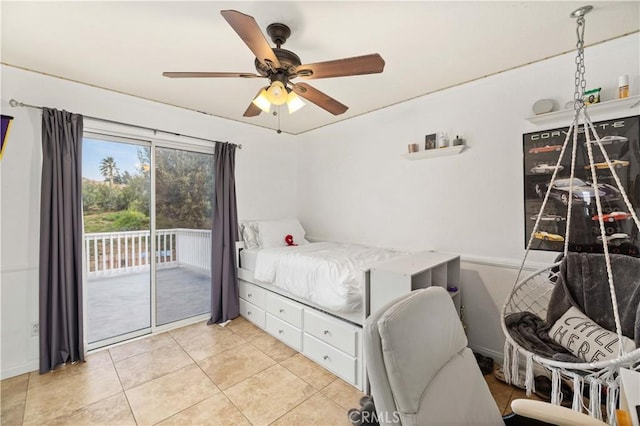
top-left (363, 287), bottom-right (607, 426)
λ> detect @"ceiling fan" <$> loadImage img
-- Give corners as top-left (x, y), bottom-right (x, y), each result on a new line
top-left (163, 10), bottom-right (385, 117)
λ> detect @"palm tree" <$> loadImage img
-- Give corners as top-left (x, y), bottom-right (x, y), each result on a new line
top-left (99, 156), bottom-right (120, 186)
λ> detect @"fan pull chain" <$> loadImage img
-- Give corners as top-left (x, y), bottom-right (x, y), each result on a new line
top-left (276, 105), bottom-right (282, 134)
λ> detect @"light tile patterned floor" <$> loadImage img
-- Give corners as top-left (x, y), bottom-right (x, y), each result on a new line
top-left (1, 317), bottom-right (531, 425)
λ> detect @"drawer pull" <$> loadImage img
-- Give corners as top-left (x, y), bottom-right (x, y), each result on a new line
top-left (278, 330), bottom-right (284, 334)
top-left (323, 330), bottom-right (330, 335)
top-left (248, 311), bottom-right (252, 315)
top-left (248, 293), bottom-right (253, 297)
top-left (323, 355), bottom-right (330, 361)
top-left (279, 309), bottom-right (285, 313)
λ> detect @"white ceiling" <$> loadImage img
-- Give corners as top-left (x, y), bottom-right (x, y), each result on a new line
top-left (2, 1), bottom-right (638, 135)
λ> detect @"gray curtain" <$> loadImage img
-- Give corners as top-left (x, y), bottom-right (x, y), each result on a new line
top-left (208, 142), bottom-right (240, 324)
top-left (39, 108), bottom-right (84, 373)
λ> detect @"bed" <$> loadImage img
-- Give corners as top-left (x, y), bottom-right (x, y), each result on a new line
top-left (241, 242), bottom-right (403, 315)
top-left (235, 219), bottom-right (406, 390)
top-left (236, 220), bottom-right (463, 391)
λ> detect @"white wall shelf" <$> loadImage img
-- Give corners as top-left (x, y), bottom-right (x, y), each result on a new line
top-left (402, 145), bottom-right (465, 160)
top-left (526, 95), bottom-right (640, 125)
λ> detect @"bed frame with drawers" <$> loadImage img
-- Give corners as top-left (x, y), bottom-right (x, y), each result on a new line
top-left (235, 243), bottom-right (369, 390)
top-left (235, 243), bottom-right (461, 392)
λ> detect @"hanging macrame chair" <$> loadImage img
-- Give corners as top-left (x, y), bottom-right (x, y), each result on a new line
top-left (501, 5), bottom-right (640, 424)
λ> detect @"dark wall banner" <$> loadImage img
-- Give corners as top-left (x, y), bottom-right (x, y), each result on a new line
top-left (523, 115), bottom-right (640, 257)
top-left (1, 115), bottom-right (14, 160)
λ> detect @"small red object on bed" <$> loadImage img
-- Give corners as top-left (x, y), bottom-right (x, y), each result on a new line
top-left (284, 234), bottom-right (298, 246)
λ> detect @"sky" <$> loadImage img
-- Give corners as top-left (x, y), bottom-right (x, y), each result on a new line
top-left (83, 138), bottom-right (147, 181)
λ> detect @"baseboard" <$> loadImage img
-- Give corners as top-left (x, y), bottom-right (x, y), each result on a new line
top-left (1, 360), bottom-right (38, 380)
top-left (469, 344), bottom-right (504, 365)
top-left (470, 344), bottom-right (550, 380)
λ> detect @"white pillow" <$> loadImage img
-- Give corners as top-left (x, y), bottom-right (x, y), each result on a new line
top-left (255, 219), bottom-right (308, 248)
top-left (549, 306), bottom-right (636, 362)
top-left (238, 221), bottom-right (259, 249)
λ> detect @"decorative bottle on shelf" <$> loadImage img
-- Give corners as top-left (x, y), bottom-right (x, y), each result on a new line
top-left (618, 75), bottom-right (629, 99)
top-left (437, 132), bottom-right (448, 148)
top-left (453, 135), bottom-right (464, 146)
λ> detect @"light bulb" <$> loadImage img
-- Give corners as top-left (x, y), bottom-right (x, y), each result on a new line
top-left (286, 91), bottom-right (305, 114)
top-left (266, 81), bottom-right (287, 105)
top-left (252, 89), bottom-right (271, 113)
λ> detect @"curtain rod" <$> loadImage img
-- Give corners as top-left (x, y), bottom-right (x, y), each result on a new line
top-left (8, 99), bottom-right (242, 149)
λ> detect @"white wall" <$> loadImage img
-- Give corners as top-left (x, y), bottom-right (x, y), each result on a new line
top-left (296, 34), bottom-right (640, 359)
top-left (0, 65), bottom-right (298, 378)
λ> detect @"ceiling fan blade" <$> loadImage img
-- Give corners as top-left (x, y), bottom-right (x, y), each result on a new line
top-left (162, 72), bottom-right (260, 78)
top-left (243, 103), bottom-right (262, 117)
top-left (243, 88), bottom-right (265, 117)
top-left (220, 10), bottom-right (281, 70)
top-left (295, 54), bottom-right (385, 79)
top-left (292, 83), bottom-right (348, 115)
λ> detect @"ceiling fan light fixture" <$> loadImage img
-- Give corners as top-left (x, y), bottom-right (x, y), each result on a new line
top-left (252, 88), bottom-right (271, 113)
top-left (266, 81), bottom-right (287, 105)
top-left (286, 91), bottom-right (305, 114)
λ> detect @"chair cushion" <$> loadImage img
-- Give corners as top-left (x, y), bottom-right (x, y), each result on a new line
top-left (377, 287), bottom-right (468, 417)
top-left (415, 347), bottom-right (504, 425)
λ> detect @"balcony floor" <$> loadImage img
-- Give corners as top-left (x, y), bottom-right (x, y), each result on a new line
top-left (87, 266), bottom-right (210, 344)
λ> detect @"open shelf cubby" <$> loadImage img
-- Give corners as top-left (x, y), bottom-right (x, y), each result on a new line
top-left (369, 251), bottom-right (461, 315)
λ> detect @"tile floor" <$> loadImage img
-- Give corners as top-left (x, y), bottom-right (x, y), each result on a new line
top-left (1, 317), bottom-right (533, 425)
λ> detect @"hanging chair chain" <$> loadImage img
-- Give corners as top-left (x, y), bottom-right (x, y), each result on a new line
top-left (516, 15), bottom-right (589, 281)
top-left (573, 16), bottom-right (587, 110)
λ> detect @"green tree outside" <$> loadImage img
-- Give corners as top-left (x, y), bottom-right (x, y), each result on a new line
top-left (155, 147), bottom-right (214, 230)
top-left (99, 156), bottom-right (120, 186)
top-left (83, 145), bottom-right (213, 233)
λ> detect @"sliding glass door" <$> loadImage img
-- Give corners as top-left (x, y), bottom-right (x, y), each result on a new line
top-left (155, 147), bottom-right (214, 325)
top-left (82, 135), bottom-right (214, 348)
top-left (82, 136), bottom-right (151, 346)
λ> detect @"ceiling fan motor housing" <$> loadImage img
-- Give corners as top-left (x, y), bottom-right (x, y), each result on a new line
top-left (266, 23), bottom-right (291, 47)
top-left (254, 48), bottom-right (302, 80)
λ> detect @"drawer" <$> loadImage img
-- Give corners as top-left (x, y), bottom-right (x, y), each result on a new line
top-left (303, 333), bottom-right (357, 385)
top-left (304, 309), bottom-right (358, 356)
top-left (266, 293), bottom-right (303, 328)
top-left (239, 281), bottom-right (266, 309)
top-left (239, 298), bottom-right (265, 329)
top-left (266, 314), bottom-right (302, 351)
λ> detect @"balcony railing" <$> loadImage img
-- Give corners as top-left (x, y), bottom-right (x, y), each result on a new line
top-left (84, 228), bottom-right (211, 278)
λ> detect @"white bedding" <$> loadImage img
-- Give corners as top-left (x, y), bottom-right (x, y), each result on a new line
top-left (239, 247), bottom-right (260, 272)
top-left (252, 242), bottom-right (404, 313)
